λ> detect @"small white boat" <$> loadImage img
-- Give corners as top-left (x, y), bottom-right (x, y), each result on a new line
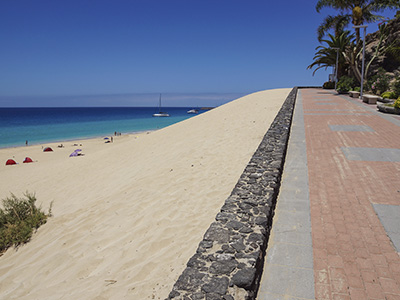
top-left (153, 112), bottom-right (169, 117)
top-left (153, 94), bottom-right (169, 117)
top-left (187, 109), bottom-right (199, 114)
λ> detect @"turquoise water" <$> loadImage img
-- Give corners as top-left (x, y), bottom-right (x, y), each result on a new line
top-left (0, 107), bottom-right (203, 148)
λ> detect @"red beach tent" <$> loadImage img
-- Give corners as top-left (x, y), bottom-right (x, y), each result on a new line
top-left (6, 159), bottom-right (17, 165)
top-left (43, 147), bottom-right (53, 152)
top-left (23, 157), bottom-right (33, 163)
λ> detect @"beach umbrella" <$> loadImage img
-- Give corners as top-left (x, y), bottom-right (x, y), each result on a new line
top-left (43, 147), bottom-right (53, 152)
top-left (23, 157), bottom-right (33, 163)
top-left (104, 137), bottom-right (109, 140)
top-left (75, 149), bottom-right (82, 152)
top-left (69, 151), bottom-right (78, 157)
top-left (5, 159), bottom-right (17, 165)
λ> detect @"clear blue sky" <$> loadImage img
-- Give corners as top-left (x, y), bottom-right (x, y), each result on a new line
top-left (0, 0), bottom-right (397, 107)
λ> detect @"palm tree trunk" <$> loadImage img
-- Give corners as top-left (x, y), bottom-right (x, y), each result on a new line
top-left (345, 49), bottom-right (362, 84)
top-left (355, 28), bottom-right (360, 43)
top-left (352, 6), bottom-right (363, 43)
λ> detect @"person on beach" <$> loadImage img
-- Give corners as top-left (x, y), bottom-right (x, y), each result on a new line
top-left (26, 140), bottom-right (28, 146)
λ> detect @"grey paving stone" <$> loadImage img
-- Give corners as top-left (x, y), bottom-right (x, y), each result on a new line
top-left (277, 187), bottom-right (309, 204)
top-left (272, 230), bottom-right (312, 246)
top-left (377, 218), bottom-right (400, 234)
top-left (266, 243), bottom-right (313, 268)
top-left (388, 233), bottom-right (400, 252)
top-left (258, 264), bottom-right (315, 299)
top-left (272, 210), bottom-right (311, 234)
top-left (341, 147), bottom-right (400, 162)
top-left (276, 199), bottom-right (310, 212)
top-left (373, 204), bottom-right (400, 251)
top-left (282, 164), bottom-right (308, 176)
top-left (373, 204), bottom-right (400, 221)
top-left (329, 124), bottom-right (374, 132)
top-left (282, 169), bottom-right (308, 183)
top-left (258, 292), bottom-right (310, 300)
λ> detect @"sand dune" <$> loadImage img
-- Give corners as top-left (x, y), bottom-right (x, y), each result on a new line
top-left (0, 88), bottom-right (290, 299)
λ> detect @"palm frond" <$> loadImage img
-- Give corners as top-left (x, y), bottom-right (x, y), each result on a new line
top-left (316, 0), bottom-right (349, 12)
top-left (308, 30), bottom-right (355, 76)
top-left (361, 10), bottom-right (384, 22)
top-left (369, 0), bottom-right (400, 11)
top-left (317, 14), bottom-right (351, 41)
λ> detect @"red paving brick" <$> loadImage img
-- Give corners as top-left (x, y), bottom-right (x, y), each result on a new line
top-left (301, 89), bottom-right (400, 299)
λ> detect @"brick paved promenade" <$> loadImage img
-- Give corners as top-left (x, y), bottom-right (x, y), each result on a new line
top-left (259, 88), bottom-right (400, 299)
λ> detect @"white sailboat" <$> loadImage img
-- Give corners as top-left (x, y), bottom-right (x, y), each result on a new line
top-left (152, 94), bottom-right (169, 117)
top-left (187, 108), bottom-right (199, 114)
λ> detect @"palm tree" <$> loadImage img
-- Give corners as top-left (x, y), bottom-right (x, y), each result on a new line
top-left (333, 21), bottom-right (395, 84)
top-left (316, 0), bottom-right (400, 42)
top-left (308, 31), bottom-right (355, 78)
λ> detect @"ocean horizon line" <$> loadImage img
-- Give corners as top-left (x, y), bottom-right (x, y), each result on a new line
top-left (0, 92), bottom-right (248, 108)
top-left (0, 106), bottom-right (215, 109)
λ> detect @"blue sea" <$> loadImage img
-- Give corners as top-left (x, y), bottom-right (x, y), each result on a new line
top-left (0, 107), bottom-right (205, 149)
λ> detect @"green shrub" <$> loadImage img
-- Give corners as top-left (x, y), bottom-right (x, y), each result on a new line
top-left (367, 68), bottom-right (389, 95)
top-left (337, 76), bottom-right (355, 93)
top-left (381, 91), bottom-right (397, 99)
top-left (353, 86), bottom-right (361, 92)
top-left (395, 97), bottom-right (400, 109)
top-left (323, 81), bottom-right (335, 89)
top-left (392, 77), bottom-right (400, 98)
top-left (0, 193), bottom-right (52, 253)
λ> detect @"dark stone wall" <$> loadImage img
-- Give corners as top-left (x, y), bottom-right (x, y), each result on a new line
top-left (167, 87), bottom-right (299, 300)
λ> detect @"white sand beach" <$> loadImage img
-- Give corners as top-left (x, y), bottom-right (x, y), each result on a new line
top-left (0, 88), bottom-right (290, 300)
